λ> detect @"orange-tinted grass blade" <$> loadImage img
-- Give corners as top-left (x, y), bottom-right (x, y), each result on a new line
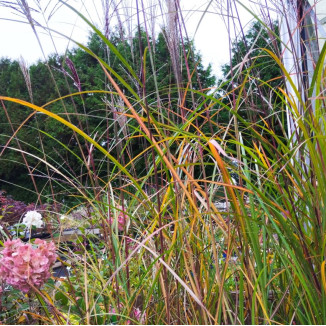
top-left (321, 261), bottom-right (326, 294)
top-left (99, 61), bottom-right (201, 214)
top-left (208, 139), bottom-right (247, 239)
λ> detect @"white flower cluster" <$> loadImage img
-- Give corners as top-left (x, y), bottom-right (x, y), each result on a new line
top-left (22, 211), bottom-right (44, 228)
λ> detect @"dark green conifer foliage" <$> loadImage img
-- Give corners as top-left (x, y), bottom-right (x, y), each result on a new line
top-left (0, 28), bottom-right (216, 202)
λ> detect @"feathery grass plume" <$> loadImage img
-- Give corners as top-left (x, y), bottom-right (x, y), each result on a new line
top-left (18, 57), bottom-right (33, 103)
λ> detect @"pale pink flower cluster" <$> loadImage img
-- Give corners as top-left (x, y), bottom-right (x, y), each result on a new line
top-left (0, 238), bottom-right (57, 293)
top-left (108, 205), bottom-right (128, 231)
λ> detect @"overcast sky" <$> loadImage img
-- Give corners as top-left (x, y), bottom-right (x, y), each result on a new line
top-left (0, 0), bottom-right (276, 77)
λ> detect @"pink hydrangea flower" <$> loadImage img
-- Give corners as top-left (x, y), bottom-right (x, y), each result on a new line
top-left (0, 238), bottom-right (57, 293)
top-left (133, 307), bottom-right (143, 322)
top-left (127, 307), bottom-right (146, 324)
top-left (108, 205), bottom-right (128, 231)
top-left (109, 304), bottom-right (145, 324)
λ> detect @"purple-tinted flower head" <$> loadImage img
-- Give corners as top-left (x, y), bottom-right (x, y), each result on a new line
top-left (65, 58), bottom-right (81, 92)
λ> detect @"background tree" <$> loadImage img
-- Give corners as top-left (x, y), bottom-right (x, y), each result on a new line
top-left (215, 20), bottom-right (285, 157)
top-left (218, 21), bottom-right (282, 122)
top-left (0, 27), bottom-right (216, 202)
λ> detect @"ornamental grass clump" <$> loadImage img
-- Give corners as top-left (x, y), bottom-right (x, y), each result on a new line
top-left (2, 0), bottom-right (326, 324)
top-left (0, 238), bottom-right (57, 293)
